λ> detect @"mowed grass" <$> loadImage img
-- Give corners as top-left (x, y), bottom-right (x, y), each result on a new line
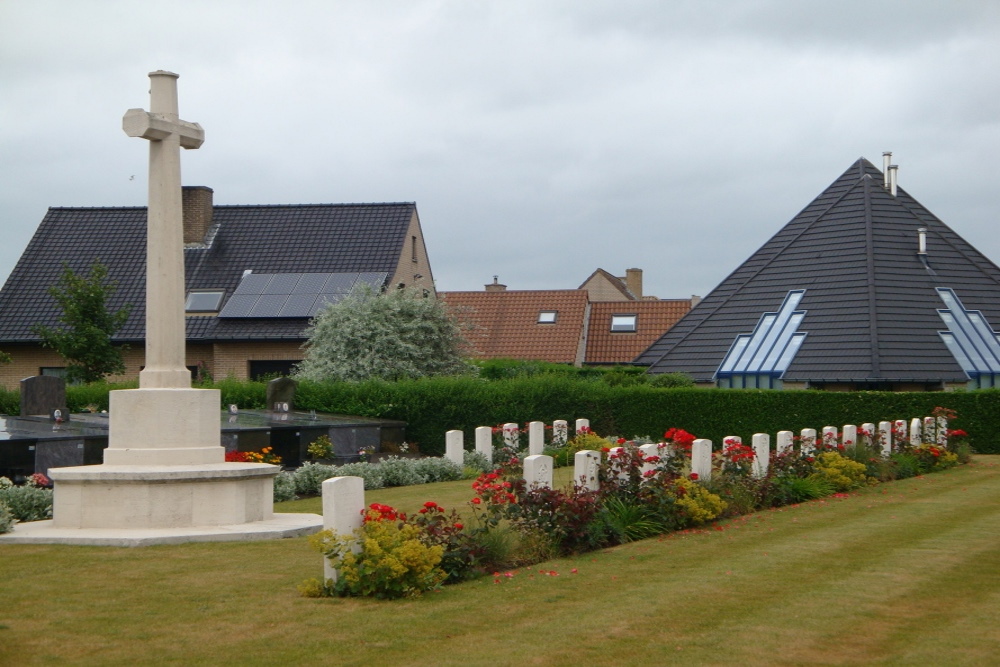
top-left (1, 458), bottom-right (998, 666)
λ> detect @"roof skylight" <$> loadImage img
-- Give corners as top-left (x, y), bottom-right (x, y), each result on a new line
top-left (936, 287), bottom-right (1000, 381)
top-left (716, 290), bottom-right (807, 385)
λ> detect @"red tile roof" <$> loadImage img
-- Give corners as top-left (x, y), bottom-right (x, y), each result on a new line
top-left (441, 290), bottom-right (589, 363)
top-left (585, 300), bottom-right (691, 364)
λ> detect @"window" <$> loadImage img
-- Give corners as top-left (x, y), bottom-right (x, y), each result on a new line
top-left (249, 360), bottom-right (302, 381)
top-left (936, 287), bottom-right (1000, 388)
top-left (412, 236), bottom-right (418, 262)
top-left (715, 290), bottom-right (808, 389)
top-left (538, 310), bottom-right (558, 324)
top-left (185, 290), bottom-right (224, 313)
top-left (611, 314), bottom-right (637, 332)
top-left (40, 367), bottom-right (68, 379)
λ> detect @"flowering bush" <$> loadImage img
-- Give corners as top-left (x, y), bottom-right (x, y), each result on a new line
top-left (912, 444), bottom-right (959, 472)
top-left (308, 506), bottom-right (447, 599)
top-left (809, 452), bottom-right (873, 492)
top-left (306, 435), bottom-right (333, 460)
top-left (226, 447), bottom-right (282, 465)
top-left (667, 476), bottom-right (727, 525)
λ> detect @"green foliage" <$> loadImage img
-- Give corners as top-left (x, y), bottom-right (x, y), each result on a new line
top-left (648, 372), bottom-right (695, 388)
top-left (599, 497), bottom-right (663, 543)
top-left (310, 519), bottom-right (447, 599)
top-left (773, 475), bottom-right (835, 504)
top-left (810, 452), bottom-right (874, 491)
top-left (31, 261), bottom-right (132, 383)
top-left (273, 471), bottom-right (297, 502)
top-left (0, 477), bottom-right (53, 522)
top-left (0, 502), bottom-right (13, 533)
top-left (296, 287), bottom-right (473, 383)
top-left (0, 386), bottom-right (19, 415)
top-left (306, 435), bottom-right (333, 460)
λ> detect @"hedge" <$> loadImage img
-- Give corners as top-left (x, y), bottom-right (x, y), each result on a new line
top-left (16, 378), bottom-right (997, 456)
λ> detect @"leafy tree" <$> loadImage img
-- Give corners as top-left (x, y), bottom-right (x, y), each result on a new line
top-left (32, 261), bottom-right (132, 383)
top-left (296, 286), bottom-right (472, 382)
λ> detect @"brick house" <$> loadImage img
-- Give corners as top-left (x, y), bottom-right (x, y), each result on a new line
top-left (440, 270), bottom-right (694, 365)
top-left (0, 187), bottom-right (435, 387)
top-left (636, 157), bottom-right (1000, 390)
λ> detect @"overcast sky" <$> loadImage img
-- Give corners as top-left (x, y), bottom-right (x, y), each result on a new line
top-left (2, 1), bottom-right (999, 300)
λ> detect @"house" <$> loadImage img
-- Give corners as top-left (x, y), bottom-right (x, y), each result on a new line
top-left (440, 270), bottom-right (694, 365)
top-left (0, 186), bottom-right (435, 387)
top-left (636, 156), bottom-right (1000, 391)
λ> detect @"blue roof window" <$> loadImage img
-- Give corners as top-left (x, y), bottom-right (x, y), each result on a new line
top-left (715, 290), bottom-right (808, 389)
top-left (936, 287), bottom-right (1000, 388)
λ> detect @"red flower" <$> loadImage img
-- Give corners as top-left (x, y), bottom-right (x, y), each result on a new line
top-left (454, 523), bottom-right (463, 530)
top-left (471, 497), bottom-right (482, 505)
top-left (690, 473), bottom-right (699, 481)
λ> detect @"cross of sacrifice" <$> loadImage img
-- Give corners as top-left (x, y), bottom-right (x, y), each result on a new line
top-left (122, 71), bottom-right (204, 390)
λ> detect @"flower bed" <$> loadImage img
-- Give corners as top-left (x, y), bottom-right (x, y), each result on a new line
top-left (304, 408), bottom-right (974, 599)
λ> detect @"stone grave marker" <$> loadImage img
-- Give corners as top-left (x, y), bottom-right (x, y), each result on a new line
top-left (574, 450), bottom-right (600, 491)
top-left (751, 433), bottom-right (769, 478)
top-left (800, 428), bottom-right (817, 454)
top-left (267, 377), bottom-right (297, 412)
top-left (528, 421), bottom-right (545, 455)
top-left (20, 375), bottom-right (68, 418)
top-left (445, 429), bottom-right (464, 466)
top-left (475, 426), bottom-right (493, 463)
top-left (523, 454), bottom-right (553, 489)
top-left (691, 438), bottom-right (712, 481)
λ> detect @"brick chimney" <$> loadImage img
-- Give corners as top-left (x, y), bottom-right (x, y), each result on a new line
top-left (485, 275), bottom-right (507, 292)
top-left (182, 186), bottom-right (214, 244)
top-left (625, 268), bottom-right (643, 299)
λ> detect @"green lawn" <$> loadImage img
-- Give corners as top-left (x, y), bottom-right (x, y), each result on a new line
top-left (1, 458), bottom-right (998, 666)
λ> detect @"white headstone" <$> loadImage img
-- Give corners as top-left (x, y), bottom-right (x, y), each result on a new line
top-left (475, 426), bottom-right (493, 464)
top-left (842, 424), bottom-right (858, 449)
top-left (776, 431), bottom-right (794, 454)
top-left (800, 428), bottom-right (817, 455)
top-left (861, 423), bottom-right (876, 448)
top-left (575, 418), bottom-right (590, 434)
top-left (321, 476), bottom-right (365, 583)
top-left (523, 454), bottom-right (553, 489)
top-left (822, 426), bottom-right (838, 449)
top-left (552, 420), bottom-right (569, 448)
top-left (574, 450), bottom-right (601, 491)
top-left (528, 421), bottom-right (545, 455)
top-left (752, 433), bottom-right (769, 478)
top-left (607, 446), bottom-right (628, 480)
top-left (640, 443), bottom-right (660, 478)
top-left (445, 429), bottom-right (464, 466)
top-left (502, 422), bottom-right (520, 451)
top-left (936, 416), bottom-right (949, 447)
top-left (878, 421), bottom-right (893, 456)
top-left (691, 439), bottom-right (712, 481)
top-left (894, 420), bottom-right (907, 446)
top-left (909, 418), bottom-right (922, 446)
top-left (923, 417), bottom-right (936, 444)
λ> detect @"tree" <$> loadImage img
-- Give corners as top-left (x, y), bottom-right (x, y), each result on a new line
top-left (295, 286), bottom-right (472, 382)
top-left (32, 261), bottom-right (132, 383)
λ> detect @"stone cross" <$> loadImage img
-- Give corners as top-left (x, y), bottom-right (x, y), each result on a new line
top-left (123, 71), bottom-right (205, 389)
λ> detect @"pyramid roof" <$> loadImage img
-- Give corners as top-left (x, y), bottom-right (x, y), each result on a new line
top-left (636, 158), bottom-right (1000, 386)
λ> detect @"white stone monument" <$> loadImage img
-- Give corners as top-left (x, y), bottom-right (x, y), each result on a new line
top-left (2, 71), bottom-right (321, 545)
top-left (475, 426), bottom-right (493, 464)
top-left (574, 450), bottom-right (600, 491)
top-left (321, 476), bottom-right (365, 583)
top-left (528, 421), bottom-right (545, 455)
top-left (776, 431), bottom-right (794, 454)
top-left (800, 428), bottom-right (817, 455)
top-left (751, 433), bottom-right (769, 478)
top-left (691, 439), bottom-right (712, 481)
top-left (523, 454), bottom-right (553, 489)
top-left (445, 429), bottom-right (464, 466)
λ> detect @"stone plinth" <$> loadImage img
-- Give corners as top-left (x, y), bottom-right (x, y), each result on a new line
top-left (50, 463), bottom-right (277, 529)
top-left (103, 388), bottom-right (224, 465)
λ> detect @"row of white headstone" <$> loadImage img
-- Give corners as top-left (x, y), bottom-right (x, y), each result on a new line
top-left (320, 414), bottom-right (946, 581)
top-left (442, 418), bottom-right (592, 466)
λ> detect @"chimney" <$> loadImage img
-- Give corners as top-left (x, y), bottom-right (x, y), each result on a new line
top-left (888, 164), bottom-right (898, 197)
top-left (625, 268), bottom-right (643, 299)
top-left (485, 275), bottom-right (507, 292)
top-left (182, 186), bottom-right (214, 244)
top-left (882, 151), bottom-right (892, 189)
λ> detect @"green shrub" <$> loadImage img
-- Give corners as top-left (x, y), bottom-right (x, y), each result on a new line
top-left (0, 477), bottom-right (53, 522)
top-left (810, 452), bottom-right (874, 491)
top-left (773, 476), bottom-right (835, 504)
top-left (378, 456), bottom-right (429, 487)
top-left (273, 471), bottom-right (297, 502)
top-left (462, 450), bottom-right (491, 473)
top-left (331, 463), bottom-right (385, 490)
top-left (0, 503), bottom-right (14, 534)
top-left (890, 452), bottom-right (922, 479)
top-left (308, 517), bottom-right (447, 599)
top-left (411, 457), bottom-right (463, 483)
top-left (648, 372), bottom-right (695, 388)
top-left (599, 497), bottom-right (662, 544)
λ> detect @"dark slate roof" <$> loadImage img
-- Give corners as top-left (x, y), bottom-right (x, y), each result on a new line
top-left (636, 158), bottom-right (1000, 383)
top-left (0, 202), bottom-right (416, 343)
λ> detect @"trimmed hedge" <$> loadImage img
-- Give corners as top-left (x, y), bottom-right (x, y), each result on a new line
top-left (37, 378), bottom-right (1000, 456)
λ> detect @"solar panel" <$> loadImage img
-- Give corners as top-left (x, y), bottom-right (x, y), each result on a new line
top-left (233, 273), bottom-right (271, 295)
top-left (322, 273), bottom-right (358, 293)
top-left (248, 294), bottom-right (286, 317)
top-left (279, 294), bottom-right (318, 317)
top-left (218, 293), bottom-right (259, 318)
top-left (262, 273), bottom-right (300, 295)
top-left (220, 272), bottom-right (379, 318)
top-left (293, 273), bottom-right (330, 295)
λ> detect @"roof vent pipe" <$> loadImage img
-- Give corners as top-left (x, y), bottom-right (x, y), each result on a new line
top-left (888, 164), bottom-right (898, 197)
top-left (918, 227), bottom-right (927, 255)
top-left (883, 151), bottom-right (892, 188)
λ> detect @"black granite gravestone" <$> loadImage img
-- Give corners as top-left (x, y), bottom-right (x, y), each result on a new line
top-left (20, 376), bottom-right (68, 418)
top-left (266, 377), bottom-right (297, 412)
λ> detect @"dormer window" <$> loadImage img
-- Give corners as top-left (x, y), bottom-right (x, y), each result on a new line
top-left (538, 310), bottom-right (558, 324)
top-left (185, 290), bottom-right (224, 313)
top-left (611, 314), bottom-right (637, 332)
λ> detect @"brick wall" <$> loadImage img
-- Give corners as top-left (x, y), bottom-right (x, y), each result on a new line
top-left (211, 341), bottom-right (305, 380)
